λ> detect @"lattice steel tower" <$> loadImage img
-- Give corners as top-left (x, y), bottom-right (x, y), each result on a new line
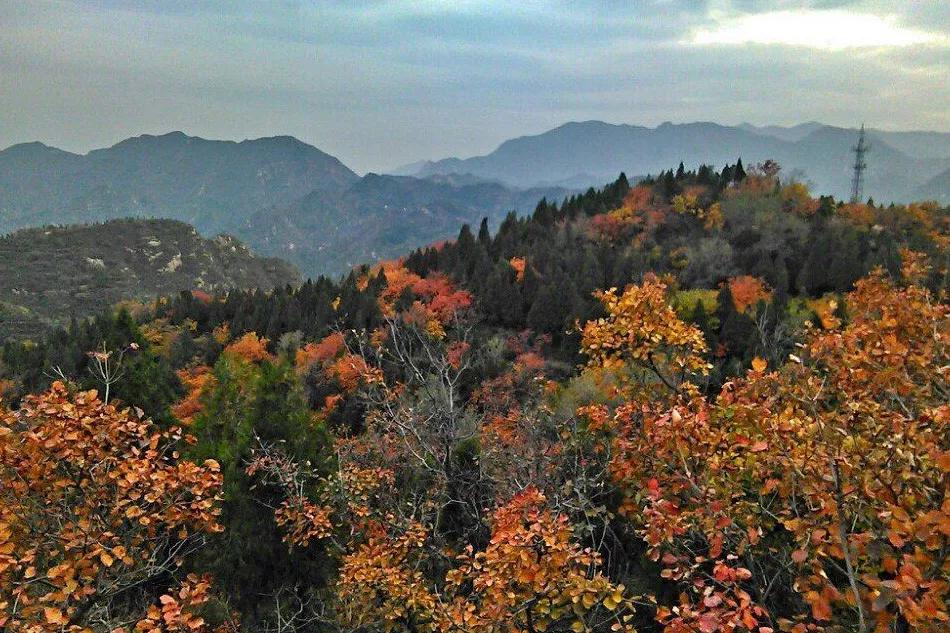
top-left (850, 124), bottom-right (869, 203)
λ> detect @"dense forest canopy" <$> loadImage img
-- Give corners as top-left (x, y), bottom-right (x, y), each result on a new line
top-left (1, 161), bottom-right (947, 633)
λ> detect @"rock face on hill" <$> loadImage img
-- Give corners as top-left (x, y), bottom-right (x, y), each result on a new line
top-left (0, 218), bottom-right (299, 339)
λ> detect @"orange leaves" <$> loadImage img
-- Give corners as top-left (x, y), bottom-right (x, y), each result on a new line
top-left (0, 382), bottom-right (223, 631)
top-left (294, 331), bottom-right (345, 374)
top-left (580, 261), bottom-right (949, 632)
top-left (727, 276), bottom-right (771, 314)
top-left (130, 574), bottom-right (233, 632)
top-left (722, 264), bottom-right (948, 630)
top-left (779, 182), bottom-right (820, 217)
top-left (509, 256), bottom-right (526, 282)
top-left (438, 487), bottom-right (636, 632)
top-left (836, 201), bottom-right (875, 225)
top-left (446, 341), bottom-right (470, 369)
top-left (375, 263), bottom-right (473, 336)
top-left (172, 365), bottom-right (215, 424)
top-left (335, 520), bottom-right (437, 631)
top-left (805, 295), bottom-right (840, 329)
top-left (221, 331), bottom-right (273, 363)
top-left (329, 353), bottom-right (383, 392)
top-left (274, 496), bottom-right (334, 548)
top-left (589, 212), bottom-right (634, 242)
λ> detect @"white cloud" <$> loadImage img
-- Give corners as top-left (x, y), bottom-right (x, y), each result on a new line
top-left (688, 10), bottom-right (947, 50)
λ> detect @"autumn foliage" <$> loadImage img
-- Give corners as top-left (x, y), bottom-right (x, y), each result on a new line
top-left (727, 275), bottom-right (771, 313)
top-left (582, 254), bottom-right (949, 632)
top-left (581, 277), bottom-right (710, 387)
top-left (0, 382), bottom-right (223, 631)
top-left (3, 165), bottom-right (948, 633)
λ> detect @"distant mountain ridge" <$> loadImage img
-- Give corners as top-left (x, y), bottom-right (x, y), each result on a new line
top-left (244, 173), bottom-right (570, 276)
top-left (396, 121), bottom-right (950, 202)
top-left (3, 123), bottom-right (946, 282)
top-left (0, 218), bottom-right (298, 339)
top-left (0, 131), bottom-right (359, 235)
top-left (0, 132), bottom-right (571, 278)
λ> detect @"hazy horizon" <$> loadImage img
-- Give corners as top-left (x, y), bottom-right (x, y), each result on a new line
top-left (3, 1), bottom-right (948, 173)
top-left (4, 118), bottom-right (948, 178)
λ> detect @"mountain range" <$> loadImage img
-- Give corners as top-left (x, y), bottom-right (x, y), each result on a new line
top-left (1, 121), bottom-right (947, 283)
top-left (0, 132), bottom-right (566, 277)
top-left (0, 218), bottom-right (297, 339)
top-left (394, 121), bottom-right (950, 203)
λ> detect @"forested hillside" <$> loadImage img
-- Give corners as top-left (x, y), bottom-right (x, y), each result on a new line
top-left (0, 218), bottom-right (298, 339)
top-left (244, 173), bottom-right (569, 275)
top-left (1, 163), bottom-right (947, 633)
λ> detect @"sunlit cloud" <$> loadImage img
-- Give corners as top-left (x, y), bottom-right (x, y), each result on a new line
top-left (688, 10), bottom-right (946, 50)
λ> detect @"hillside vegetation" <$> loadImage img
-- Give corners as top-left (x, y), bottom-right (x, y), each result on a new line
top-left (0, 218), bottom-right (298, 339)
top-left (1, 163), bottom-right (947, 633)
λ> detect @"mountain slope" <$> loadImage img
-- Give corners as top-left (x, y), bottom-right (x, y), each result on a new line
top-left (404, 121), bottom-right (950, 202)
top-left (0, 132), bottom-right (358, 235)
top-left (916, 168), bottom-right (950, 203)
top-left (0, 218), bottom-right (299, 339)
top-left (242, 173), bottom-right (570, 277)
top-left (0, 133), bottom-right (572, 278)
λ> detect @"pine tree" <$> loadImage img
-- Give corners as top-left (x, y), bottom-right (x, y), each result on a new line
top-left (477, 217), bottom-right (491, 245)
top-left (734, 158), bottom-right (746, 181)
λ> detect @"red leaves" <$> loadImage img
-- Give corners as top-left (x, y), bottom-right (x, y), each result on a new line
top-left (294, 332), bottom-right (345, 374)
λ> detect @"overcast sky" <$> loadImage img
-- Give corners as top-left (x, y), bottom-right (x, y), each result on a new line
top-left (1, 0), bottom-right (947, 173)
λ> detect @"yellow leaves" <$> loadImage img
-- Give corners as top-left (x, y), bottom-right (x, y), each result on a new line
top-left (221, 332), bottom-right (274, 363)
top-left (580, 279), bottom-right (709, 390)
top-left (603, 590), bottom-right (625, 610)
top-left (438, 487), bottom-right (635, 632)
top-left (751, 357), bottom-right (767, 373)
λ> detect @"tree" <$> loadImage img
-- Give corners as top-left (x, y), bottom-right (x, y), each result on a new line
top-left (0, 382), bottom-right (222, 631)
top-left (580, 256), bottom-right (950, 633)
top-left (186, 348), bottom-right (334, 623)
top-left (580, 278), bottom-right (710, 393)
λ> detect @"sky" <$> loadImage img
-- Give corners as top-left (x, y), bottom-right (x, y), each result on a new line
top-left (1, 1), bottom-right (947, 174)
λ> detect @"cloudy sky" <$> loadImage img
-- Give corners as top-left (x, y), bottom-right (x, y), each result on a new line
top-left (1, 1), bottom-right (947, 173)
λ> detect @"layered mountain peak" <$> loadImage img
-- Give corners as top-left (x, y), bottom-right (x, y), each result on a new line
top-left (0, 132), bottom-right (359, 236)
top-left (399, 120), bottom-right (949, 201)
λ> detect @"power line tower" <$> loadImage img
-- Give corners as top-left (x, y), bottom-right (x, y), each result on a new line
top-left (850, 124), bottom-right (869, 203)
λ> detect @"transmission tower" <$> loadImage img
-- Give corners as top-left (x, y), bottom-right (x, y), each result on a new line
top-left (850, 124), bottom-right (869, 203)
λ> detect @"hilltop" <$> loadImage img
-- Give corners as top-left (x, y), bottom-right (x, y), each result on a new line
top-left (0, 218), bottom-right (298, 339)
top-left (0, 131), bottom-right (359, 235)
